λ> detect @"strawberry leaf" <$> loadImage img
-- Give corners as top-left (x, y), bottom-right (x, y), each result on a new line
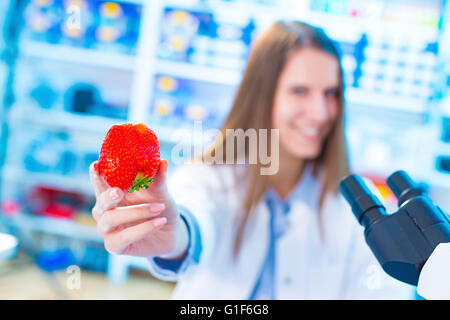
top-left (127, 172), bottom-right (153, 193)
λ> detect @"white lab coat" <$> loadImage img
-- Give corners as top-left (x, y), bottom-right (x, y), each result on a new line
top-left (150, 162), bottom-right (414, 300)
top-left (417, 242), bottom-right (450, 299)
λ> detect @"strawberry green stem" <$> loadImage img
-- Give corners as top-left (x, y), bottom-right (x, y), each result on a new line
top-left (127, 172), bottom-right (153, 193)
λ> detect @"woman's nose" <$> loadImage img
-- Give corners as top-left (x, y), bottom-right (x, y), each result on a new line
top-left (306, 94), bottom-right (331, 124)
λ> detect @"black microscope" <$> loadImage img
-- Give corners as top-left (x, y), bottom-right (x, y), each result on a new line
top-left (339, 170), bottom-right (450, 286)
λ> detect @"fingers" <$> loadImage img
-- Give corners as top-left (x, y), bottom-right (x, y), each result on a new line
top-left (104, 217), bottom-right (168, 254)
top-left (98, 202), bottom-right (166, 234)
top-left (92, 187), bottom-right (124, 221)
top-left (89, 161), bottom-right (109, 197)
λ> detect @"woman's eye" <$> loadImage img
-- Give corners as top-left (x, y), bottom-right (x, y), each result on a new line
top-left (291, 87), bottom-right (307, 95)
top-left (325, 88), bottom-right (339, 98)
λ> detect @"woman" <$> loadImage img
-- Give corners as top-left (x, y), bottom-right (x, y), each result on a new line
top-left (89, 21), bottom-right (412, 299)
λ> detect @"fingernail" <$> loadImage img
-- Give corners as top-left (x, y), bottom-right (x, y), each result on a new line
top-left (149, 203), bottom-right (165, 213)
top-left (149, 203), bottom-right (166, 213)
top-left (153, 217), bottom-right (167, 228)
top-left (110, 189), bottom-right (121, 201)
top-left (100, 223), bottom-right (110, 233)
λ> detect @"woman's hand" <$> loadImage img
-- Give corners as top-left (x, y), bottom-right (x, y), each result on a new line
top-left (89, 159), bottom-right (189, 259)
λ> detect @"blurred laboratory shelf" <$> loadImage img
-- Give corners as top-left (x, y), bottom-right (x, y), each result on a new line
top-left (436, 141), bottom-right (450, 153)
top-left (299, 11), bottom-right (440, 40)
top-left (428, 173), bottom-right (450, 214)
top-left (345, 88), bottom-right (429, 114)
top-left (151, 122), bottom-right (215, 147)
top-left (116, 0), bottom-right (146, 4)
top-left (8, 106), bottom-right (126, 136)
top-left (7, 106), bottom-right (209, 147)
top-left (166, 0), bottom-right (287, 13)
top-left (0, 213), bottom-right (102, 243)
top-left (21, 41), bottom-right (136, 71)
top-left (156, 60), bottom-right (242, 86)
top-left (2, 165), bottom-right (93, 196)
top-left (427, 170), bottom-right (450, 189)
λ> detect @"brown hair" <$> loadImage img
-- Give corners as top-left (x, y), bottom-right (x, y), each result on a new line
top-left (200, 21), bottom-right (349, 256)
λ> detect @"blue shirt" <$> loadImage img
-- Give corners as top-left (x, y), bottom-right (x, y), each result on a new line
top-left (248, 188), bottom-right (291, 299)
top-left (248, 169), bottom-right (318, 299)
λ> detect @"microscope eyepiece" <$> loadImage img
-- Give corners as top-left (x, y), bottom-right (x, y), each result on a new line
top-left (387, 170), bottom-right (425, 206)
top-left (339, 174), bottom-right (386, 227)
top-left (340, 170), bottom-right (450, 286)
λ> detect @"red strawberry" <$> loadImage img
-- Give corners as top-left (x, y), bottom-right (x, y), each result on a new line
top-left (96, 123), bottom-right (161, 193)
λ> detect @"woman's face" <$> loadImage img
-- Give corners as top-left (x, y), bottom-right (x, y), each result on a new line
top-left (272, 47), bottom-right (340, 160)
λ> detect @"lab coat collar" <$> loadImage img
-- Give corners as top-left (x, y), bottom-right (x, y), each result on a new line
top-left (265, 162), bottom-right (320, 212)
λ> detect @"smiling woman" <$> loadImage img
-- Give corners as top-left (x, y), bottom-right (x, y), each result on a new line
top-left (200, 21), bottom-right (348, 255)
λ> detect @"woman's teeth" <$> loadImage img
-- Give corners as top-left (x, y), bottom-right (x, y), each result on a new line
top-left (302, 127), bottom-right (320, 136)
top-left (294, 124), bottom-right (320, 137)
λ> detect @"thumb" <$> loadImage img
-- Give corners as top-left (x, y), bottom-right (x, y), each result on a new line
top-left (151, 159), bottom-right (169, 190)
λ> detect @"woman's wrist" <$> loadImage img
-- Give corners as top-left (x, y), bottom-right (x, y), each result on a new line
top-left (158, 214), bottom-right (189, 261)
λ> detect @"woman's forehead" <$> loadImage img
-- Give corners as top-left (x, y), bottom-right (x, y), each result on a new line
top-left (281, 48), bottom-right (340, 86)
